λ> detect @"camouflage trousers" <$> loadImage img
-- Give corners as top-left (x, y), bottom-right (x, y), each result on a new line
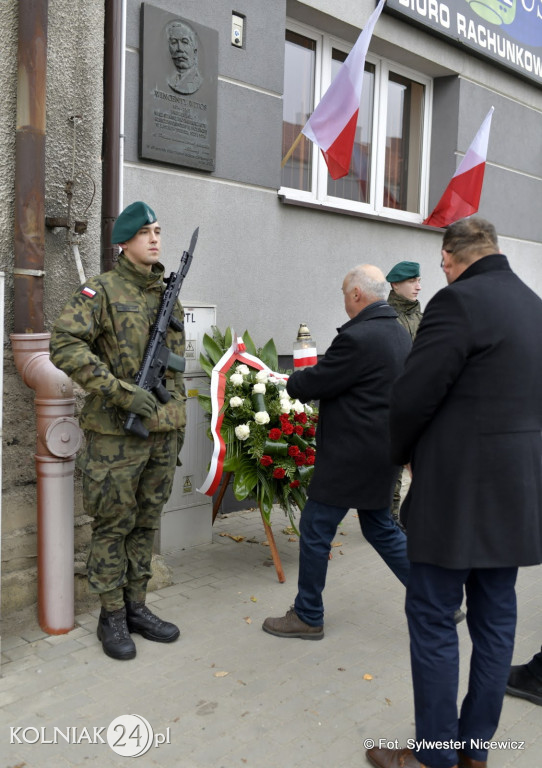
top-left (79, 430), bottom-right (182, 611)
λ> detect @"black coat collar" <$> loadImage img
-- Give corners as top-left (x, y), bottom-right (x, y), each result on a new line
top-left (455, 253), bottom-right (511, 283)
top-left (338, 301), bottom-right (397, 333)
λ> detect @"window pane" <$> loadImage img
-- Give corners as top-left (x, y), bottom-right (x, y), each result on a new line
top-left (384, 73), bottom-right (425, 212)
top-left (281, 31), bottom-right (315, 191)
top-left (327, 50), bottom-right (374, 203)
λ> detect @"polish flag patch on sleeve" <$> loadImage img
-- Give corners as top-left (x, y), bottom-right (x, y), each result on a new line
top-left (81, 287), bottom-right (97, 298)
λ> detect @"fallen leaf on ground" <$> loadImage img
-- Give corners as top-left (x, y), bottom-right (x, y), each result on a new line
top-left (261, 540), bottom-right (270, 547)
top-left (250, 596), bottom-right (257, 602)
top-left (219, 533), bottom-right (246, 542)
top-left (330, 541), bottom-right (344, 547)
top-left (385, 698), bottom-right (392, 706)
top-left (214, 671), bottom-right (229, 678)
top-left (363, 673), bottom-right (373, 680)
top-left (283, 527), bottom-right (296, 535)
top-left (288, 537), bottom-right (298, 542)
top-left (243, 616), bottom-right (252, 624)
top-left (338, 667), bottom-right (346, 672)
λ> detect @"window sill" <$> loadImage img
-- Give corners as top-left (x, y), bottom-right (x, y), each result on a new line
top-left (278, 191), bottom-right (442, 232)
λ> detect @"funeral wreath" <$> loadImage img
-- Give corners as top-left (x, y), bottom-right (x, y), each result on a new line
top-left (198, 326), bottom-right (318, 529)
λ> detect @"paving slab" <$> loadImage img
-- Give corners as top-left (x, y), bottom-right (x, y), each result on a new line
top-left (1, 506), bottom-right (541, 767)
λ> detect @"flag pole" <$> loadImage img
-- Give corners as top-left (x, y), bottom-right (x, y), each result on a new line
top-left (281, 131), bottom-right (304, 168)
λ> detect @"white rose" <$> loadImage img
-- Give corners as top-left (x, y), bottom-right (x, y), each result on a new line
top-left (280, 400), bottom-right (292, 413)
top-left (235, 423), bottom-right (250, 441)
top-left (253, 383), bottom-right (266, 394)
top-left (236, 364), bottom-right (250, 376)
top-left (230, 373), bottom-right (244, 386)
top-left (254, 411), bottom-right (270, 425)
top-left (255, 370), bottom-right (268, 383)
top-left (304, 404), bottom-right (313, 415)
top-left (293, 399), bottom-right (305, 413)
top-left (230, 396), bottom-right (244, 408)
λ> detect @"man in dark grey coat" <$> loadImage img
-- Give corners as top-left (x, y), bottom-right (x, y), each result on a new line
top-left (366, 217), bottom-right (542, 768)
top-left (262, 264), bottom-right (412, 640)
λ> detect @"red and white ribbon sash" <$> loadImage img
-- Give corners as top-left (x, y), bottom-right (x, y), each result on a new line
top-left (197, 335), bottom-right (288, 496)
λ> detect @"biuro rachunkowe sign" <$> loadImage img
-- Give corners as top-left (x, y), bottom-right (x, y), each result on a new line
top-left (386, 0), bottom-right (542, 85)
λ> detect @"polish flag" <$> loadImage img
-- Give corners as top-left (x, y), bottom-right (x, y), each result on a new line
top-left (423, 107), bottom-right (494, 227)
top-left (302, 0), bottom-right (386, 180)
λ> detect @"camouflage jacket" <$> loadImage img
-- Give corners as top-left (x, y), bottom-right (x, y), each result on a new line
top-left (387, 290), bottom-right (422, 341)
top-left (50, 254), bottom-right (186, 435)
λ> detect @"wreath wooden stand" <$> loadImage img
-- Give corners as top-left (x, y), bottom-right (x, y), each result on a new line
top-left (212, 471), bottom-right (285, 583)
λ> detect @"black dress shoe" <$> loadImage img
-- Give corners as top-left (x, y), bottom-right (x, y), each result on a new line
top-left (506, 663), bottom-right (542, 705)
top-left (126, 601), bottom-right (180, 643)
top-left (97, 607), bottom-right (136, 660)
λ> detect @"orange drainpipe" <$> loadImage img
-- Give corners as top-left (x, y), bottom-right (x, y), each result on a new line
top-left (10, 0), bottom-right (82, 634)
top-left (11, 335), bottom-right (82, 634)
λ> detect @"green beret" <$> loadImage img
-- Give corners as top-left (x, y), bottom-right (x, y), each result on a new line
top-left (386, 261), bottom-right (420, 282)
top-left (111, 201), bottom-right (157, 244)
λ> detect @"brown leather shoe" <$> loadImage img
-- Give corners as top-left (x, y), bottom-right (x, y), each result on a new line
top-left (262, 607), bottom-right (324, 639)
top-left (458, 752), bottom-right (487, 768)
top-left (366, 746), bottom-right (458, 768)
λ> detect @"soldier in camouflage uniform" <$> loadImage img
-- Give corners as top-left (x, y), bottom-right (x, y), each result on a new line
top-left (50, 201), bottom-right (186, 660)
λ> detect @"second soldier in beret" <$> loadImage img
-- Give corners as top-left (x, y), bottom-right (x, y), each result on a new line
top-left (50, 201), bottom-right (187, 660)
top-left (385, 261), bottom-right (422, 341)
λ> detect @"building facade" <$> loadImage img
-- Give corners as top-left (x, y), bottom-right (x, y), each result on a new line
top-left (1, 0), bottom-right (541, 623)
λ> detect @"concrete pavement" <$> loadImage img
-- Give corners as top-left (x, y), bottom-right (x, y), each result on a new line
top-left (1, 505), bottom-right (541, 768)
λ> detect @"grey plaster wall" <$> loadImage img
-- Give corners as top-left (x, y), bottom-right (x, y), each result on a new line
top-left (43, 0), bottom-right (105, 321)
top-left (124, 0), bottom-right (285, 188)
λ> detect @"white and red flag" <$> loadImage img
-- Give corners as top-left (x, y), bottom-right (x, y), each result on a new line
top-left (423, 106), bottom-right (494, 227)
top-left (301, 0), bottom-right (386, 180)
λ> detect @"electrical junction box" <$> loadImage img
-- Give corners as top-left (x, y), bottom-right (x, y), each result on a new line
top-left (183, 303), bottom-right (217, 375)
top-left (157, 303), bottom-right (216, 552)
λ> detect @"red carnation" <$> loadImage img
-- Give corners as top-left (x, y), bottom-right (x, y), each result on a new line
top-left (294, 412), bottom-right (308, 424)
top-left (279, 413), bottom-right (290, 422)
top-left (268, 428), bottom-right (282, 441)
top-left (288, 445), bottom-right (300, 457)
top-left (289, 480), bottom-right (300, 488)
top-left (294, 454), bottom-right (307, 466)
top-left (304, 427), bottom-right (316, 438)
top-left (260, 455), bottom-right (273, 467)
top-left (306, 455), bottom-right (315, 465)
top-left (282, 422), bottom-right (294, 435)
top-left (273, 467), bottom-right (286, 479)
top-left (294, 425), bottom-right (304, 435)
top-left (306, 446), bottom-right (316, 457)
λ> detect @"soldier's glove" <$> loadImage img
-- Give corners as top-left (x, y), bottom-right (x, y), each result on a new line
top-left (129, 386), bottom-right (155, 419)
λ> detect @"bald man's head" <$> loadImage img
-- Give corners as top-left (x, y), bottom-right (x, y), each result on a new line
top-left (342, 264), bottom-right (388, 319)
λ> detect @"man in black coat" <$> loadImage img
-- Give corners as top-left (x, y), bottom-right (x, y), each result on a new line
top-left (262, 264), bottom-right (412, 640)
top-left (366, 217), bottom-right (542, 768)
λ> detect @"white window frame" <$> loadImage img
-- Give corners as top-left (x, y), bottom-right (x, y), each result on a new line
top-left (280, 20), bottom-right (433, 224)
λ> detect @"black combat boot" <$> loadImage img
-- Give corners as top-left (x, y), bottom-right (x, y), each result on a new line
top-left (125, 601), bottom-right (180, 643)
top-left (97, 607), bottom-right (136, 660)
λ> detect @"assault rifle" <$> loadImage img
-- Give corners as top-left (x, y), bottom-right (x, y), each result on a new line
top-left (124, 226), bottom-right (199, 439)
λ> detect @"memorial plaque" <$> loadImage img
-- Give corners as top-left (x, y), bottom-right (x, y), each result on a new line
top-left (139, 3), bottom-right (218, 171)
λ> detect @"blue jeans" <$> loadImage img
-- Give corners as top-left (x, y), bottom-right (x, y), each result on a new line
top-left (294, 498), bottom-right (409, 626)
top-left (406, 562), bottom-right (518, 768)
